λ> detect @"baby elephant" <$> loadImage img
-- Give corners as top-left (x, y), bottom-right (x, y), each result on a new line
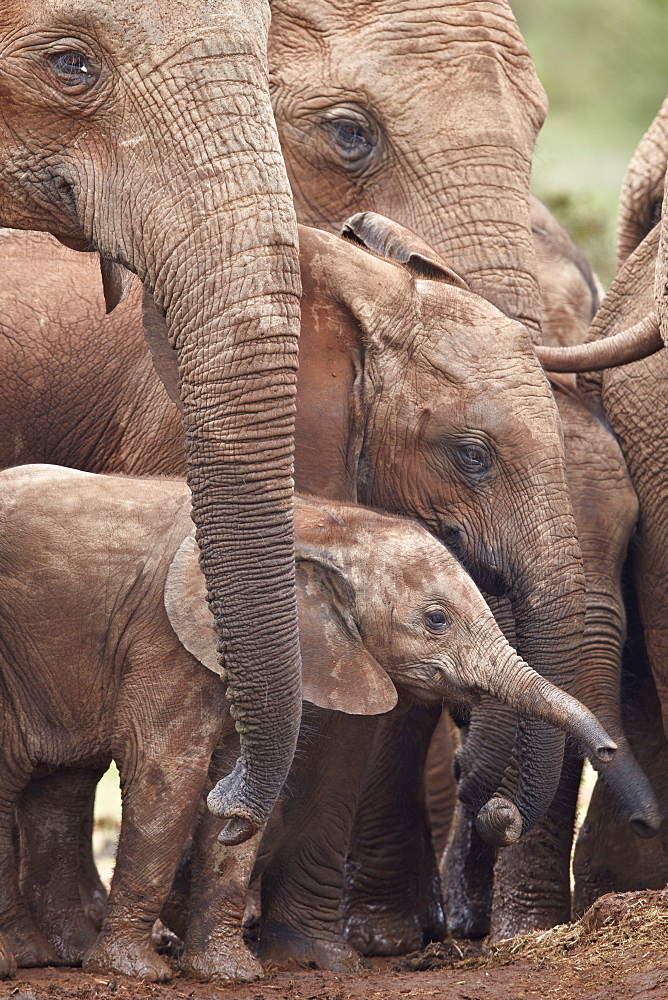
top-left (0, 465), bottom-right (615, 981)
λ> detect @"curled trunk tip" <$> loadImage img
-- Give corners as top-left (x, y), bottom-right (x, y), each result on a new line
top-left (475, 795), bottom-right (522, 846)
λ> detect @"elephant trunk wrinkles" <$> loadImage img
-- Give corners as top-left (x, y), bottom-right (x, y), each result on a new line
top-left (93, 28), bottom-right (303, 837)
top-left (575, 604), bottom-right (661, 837)
top-left (459, 550), bottom-right (587, 844)
top-left (466, 627), bottom-right (615, 767)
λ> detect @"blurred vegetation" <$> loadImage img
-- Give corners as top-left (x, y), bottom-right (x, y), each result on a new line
top-left (512, 0), bottom-right (668, 285)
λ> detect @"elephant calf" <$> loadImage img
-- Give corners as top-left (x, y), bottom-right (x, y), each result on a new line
top-left (0, 464), bottom-right (615, 981)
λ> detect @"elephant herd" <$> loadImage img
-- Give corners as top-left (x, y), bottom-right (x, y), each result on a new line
top-left (0, 0), bottom-right (666, 987)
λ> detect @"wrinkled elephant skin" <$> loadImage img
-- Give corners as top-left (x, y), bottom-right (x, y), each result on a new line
top-left (0, 464), bottom-right (610, 977)
top-left (0, 0), bottom-right (303, 842)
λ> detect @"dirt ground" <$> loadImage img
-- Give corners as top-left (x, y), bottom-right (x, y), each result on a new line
top-left (4, 891), bottom-right (668, 1000)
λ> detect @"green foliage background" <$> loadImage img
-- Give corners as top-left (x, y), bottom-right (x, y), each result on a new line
top-left (512, 0), bottom-right (668, 284)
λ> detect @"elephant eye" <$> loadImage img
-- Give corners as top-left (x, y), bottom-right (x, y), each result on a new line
top-left (48, 50), bottom-right (99, 92)
top-left (454, 442), bottom-right (492, 478)
top-left (319, 109), bottom-right (379, 169)
top-left (424, 609), bottom-right (449, 634)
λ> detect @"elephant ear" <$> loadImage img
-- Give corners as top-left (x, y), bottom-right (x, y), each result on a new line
top-left (164, 529), bottom-right (398, 715)
top-left (341, 211), bottom-right (470, 289)
top-left (165, 529), bottom-right (219, 673)
top-left (294, 546), bottom-right (398, 715)
top-left (142, 287), bottom-right (183, 409)
top-left (99, 257), bottom-right (135, 313)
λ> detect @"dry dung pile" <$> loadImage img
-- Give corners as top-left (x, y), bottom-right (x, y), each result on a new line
top-left (398, 888), bottom-right (668, 972)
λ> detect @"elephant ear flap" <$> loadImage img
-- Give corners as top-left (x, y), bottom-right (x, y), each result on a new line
top-left (142, 288), bottom-right (183, 409)
top-left (341, 211), bottom-right (470, 289)
top-left (99, 257), bottom-right (135, 313)
top-left (165, 529), bottom-right (220, 675)
top-left (295, 547), bottom-right (398, 716)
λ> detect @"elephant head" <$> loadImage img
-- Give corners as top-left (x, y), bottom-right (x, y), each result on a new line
top-left (268, 0), bottom-right (548, 332)
top-left (295, 217), bottom-right (589, 837)
top-left (165, 496), bottom-right (617, 794)
top-left (0, 0), bottom-right (303, 841)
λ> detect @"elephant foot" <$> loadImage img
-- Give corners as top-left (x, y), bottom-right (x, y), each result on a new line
top-left (259, 919), bottom-right (359, 972)
top-left (181, 931), bottom-right (262, 983)
top-left (0, 933), bottom-right (16, 979)
top-left (345, 908), bottom-right (422, 957)
top-left (80, 883), bottom-right (108, 931)
top-left (3, 916), bottom-right (62, 967)
top-left (40, 907), bottom-right (99, 965)
top-left (488, 892), bottom-right (571, 946)
top-left (151, 919), bottom-right (183, 960)
top-left (83, 931), bottom-right (172, 982)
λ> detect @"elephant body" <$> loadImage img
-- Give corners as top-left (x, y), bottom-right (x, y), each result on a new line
top-left (0, 0), bottom-right (305, 843)
top-left (0, 464), bottom-right (612, 979)
top-left (570, 227), bottom-right (668, 910)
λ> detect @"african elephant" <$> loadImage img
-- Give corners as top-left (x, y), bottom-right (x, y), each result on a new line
top-left (532, 112), bottom-right (668, 917)
top-left (0, 217), bottom-right (593, 963)
top-left (268, 0), bottom-right (548, 332)
top-left (265, 0), bottom-right (651, 945)
top-left (0, 0), bottom-right (303, 846)
top-left (616, 95), bottom-right (668, 270)
top-left (0, 214), bottom-right (590, 836)
top-left (0, 463), bottom-right (615, 980)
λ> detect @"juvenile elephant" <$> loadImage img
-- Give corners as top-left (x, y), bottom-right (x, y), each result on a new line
top-left (0, 218), bottom-right (588, 842)
top-left (0, 464), bottom-right (615, 980)
top-left (0, 0), bottom-right (304, 849)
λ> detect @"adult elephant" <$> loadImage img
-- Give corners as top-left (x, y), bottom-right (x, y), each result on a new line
top-left (0, 0), bottom-right (303, 845)
top-left (266, 0), bottom-right (640, 947)
top-left (269, 0), bottom-right (547, 333)
top-left (534, 112), bottom-right (668, 919)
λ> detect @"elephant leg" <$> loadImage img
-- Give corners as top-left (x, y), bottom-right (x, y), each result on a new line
top-left (574, 647), bottom-right (668, 914)
top-left (259, 705), bottom-right (377, 971)
top-left (84, 691), bottom-right (221, 983)
top-left (441, 802), bottom-right (496, 940)
top-left (0, 761), bottom-right (60, 968)
top-left (180, 804), bottom-right (263, 983)
top-left (425, 710), bottom-right (459, 863)
top-left (161, 727), bottom-right (264, 983)
top-left (487, 745), bottom-right (582, 942)
top-left (0, 932), bottom-right (15, 980)
top-left (343, 703), bottom-right (445, 957)
top-left (18, 767), bottom-right (107, 964)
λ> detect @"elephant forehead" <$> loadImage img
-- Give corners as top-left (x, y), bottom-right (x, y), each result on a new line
top-left (16, 0), bottom-right (267, 44)
top-left (272, 0), bottom-right (531, 59)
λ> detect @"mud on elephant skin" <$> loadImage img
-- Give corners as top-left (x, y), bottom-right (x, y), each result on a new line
top-left (0, 464), bottom-right (616, 979)
top-left (0, 217), bottom-right (590, 958)
top-left (0, 0), bottom-right (303, 846)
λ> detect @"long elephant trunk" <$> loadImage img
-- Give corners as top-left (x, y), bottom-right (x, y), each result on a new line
top-left (88, 18), bottom-right (303, 840)
top-left (461, 623), bottom-right (616, 765)
top-left (457, 542), bottom-right (588, 846)
top-left (460, 621), bottom-right (616, 845)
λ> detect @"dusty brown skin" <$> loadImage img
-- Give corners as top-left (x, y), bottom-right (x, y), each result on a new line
top-left (0, 220), bottom-right (588, 964)
top-left (0, 0), bottom-right (303, 843)
top-left (0, 464), bottom-right (613, 982)
top-left (266, 0), bottom-right (623, 944)
top-left (616, 96), bottom-right (668, 269)
top-left (572, 229), bottom-right (668, 912)
top-left (268, 0), bottom-right (548, 332)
